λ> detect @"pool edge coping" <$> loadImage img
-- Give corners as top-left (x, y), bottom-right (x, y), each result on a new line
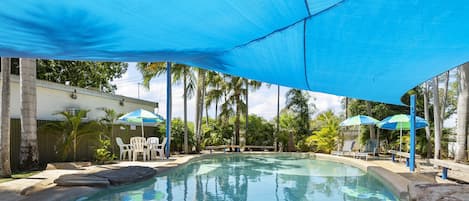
top-left (21, 152), bottom-right (411, 201)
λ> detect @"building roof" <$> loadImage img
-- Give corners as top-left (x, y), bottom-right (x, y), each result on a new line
top-left (7, 75), bottom-right (156, 107)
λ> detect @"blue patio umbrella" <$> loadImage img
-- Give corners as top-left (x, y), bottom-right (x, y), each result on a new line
top-left (378, 114), bottom-right (428, 152)
top-left (340, 115), bottom-right (379, 126)
top-left (118, 109), bottom-right (164, 137)
top-left (339, 115), bottom-right (379, 151)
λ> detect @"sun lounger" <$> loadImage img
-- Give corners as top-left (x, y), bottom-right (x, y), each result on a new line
top-left (332, 140), bottom-right (355, 156)
top-left (354, 140), bottom-right (378, 160)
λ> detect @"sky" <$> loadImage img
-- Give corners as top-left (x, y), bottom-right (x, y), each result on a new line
top-left (112, 63), bottom-right (344, 123)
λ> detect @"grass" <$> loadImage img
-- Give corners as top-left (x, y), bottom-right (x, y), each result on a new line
top-left (0, 171), bottom-right (40, 183)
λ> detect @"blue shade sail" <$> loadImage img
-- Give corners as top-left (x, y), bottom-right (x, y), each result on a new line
top-left (0, 0), bottom-right (468, 105)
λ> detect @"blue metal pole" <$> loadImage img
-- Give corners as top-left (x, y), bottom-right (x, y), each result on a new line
top-left (409, 95), bottom-right (416, 172)
top-left (442, 167), bottom-right (448, 180)
top-left (165, 62), bottom-right (172, 159)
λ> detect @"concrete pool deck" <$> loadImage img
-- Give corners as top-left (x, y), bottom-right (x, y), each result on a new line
top-left (0, 152), bottom-right (467, 201)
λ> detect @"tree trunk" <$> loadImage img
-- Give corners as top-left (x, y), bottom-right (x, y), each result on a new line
top-left (366, 101), bottom-right (376, 140)
top-left (244, 79), bottom-right (248, 147)
top-left (440, 71), bottom-right (450, 129)
top-left (275, 85), bottom-right (280, 152)
top-left (455, 63), bottom-right (469, 161)
top-left (345, 97), bottom-right (349, 119)
top-left (20, 58), bottom-right (39, 168)
top-left (194, 77), bottom-right (201, 152)
top-left (183, 69), bottom-right (188, 154)
top-left (1, 58), bottom-right (12, 177)
top-left (423, 82), bottom-right (432, 158)
top-left (198, 71), bottom-right (205, 149)
top-left (215, 97), bottom-right (218, 122)
top-left (432, 77), bottom-right (441, 160)
top-left (194, 69), bottom-right (205, 152)
top-left (235, 94), bottom-right (241, 148)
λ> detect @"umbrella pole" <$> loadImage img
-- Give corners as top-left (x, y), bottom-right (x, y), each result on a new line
top-left (141, 120), bottom-right (144, 138)
top-left (399, 128), bottom-right (402, 153)
top-left (377, 128), bottom-right (380, 155)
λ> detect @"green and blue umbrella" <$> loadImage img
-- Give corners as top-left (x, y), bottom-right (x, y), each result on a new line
top-left (340, 115), bottom-right (380, 126)
top-left (377, 114), bottom-right (428, 130)
top-left (118, 109), bottom-right (164, 137)
top-left (378, 114), bottom-right (428, 152)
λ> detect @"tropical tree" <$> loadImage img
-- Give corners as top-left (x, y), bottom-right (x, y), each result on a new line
top-left (244, 115), bottom-right (275, 146)
top-left (422, 81), bottom-right (432, 158)
top-left (157, 118), bottom-right (195, 152)
top-left (37, 60), bottom-right (128, 93)
top-left (277, 109), bottom-right (297, 152)
top-left (0, 58), bottom-right (12, 177)
top-left (306, 110), bottom-right (341, 153)
top-left (137, 62), bottom-right (195, 153)
top-left (201, 118), bottom-right (232, 147)
top-left (98, 108), bottom-right (124, 155)
top-left (19, 58), bottom-right (39, 169)
top-left (41, 110), bottom-right (100, 161)
top-left (455, 63), bottom-right (469, 161)
top-left (244, 79), bottom-right (262, 146)
top-left (219, 75), bottom-right (246, 148)
top-left (205, 71), bottom-right (224, 122)
top-left (432, 77), bottom-right (442, 159)
top-left (194, 68), bottom-right (206, 152)
top-left (275, 85), bottom-right (280, 152)
top-left (285, 89), bottom-right (314, 151)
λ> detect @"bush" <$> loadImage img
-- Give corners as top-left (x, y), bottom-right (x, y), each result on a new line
top-left (95, 138), bottom-right (114, 164)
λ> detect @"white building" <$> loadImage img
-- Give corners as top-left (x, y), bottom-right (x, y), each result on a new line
top-left (3, 75), bottom-right (157, 121)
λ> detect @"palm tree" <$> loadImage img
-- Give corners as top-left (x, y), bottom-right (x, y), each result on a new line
top-left (98, 108), bottom-right (124, 155)
top-left (432, 77), bottom-right (441, 159)
top-left (285, 89), bottom-right (312, 151)
top-left (1, 58), bottom-right (12, 177)
top-left (224, 76), bottom-right (246, 148)
top-left (194, 68), bottom-right (206, 152)
top-left (423, 81), bottom-right (432, 158)
top-left (455, 63), bottom-right (469, 161)
top-left (205, 71), bottom-right (224, 122)
top-left (275, 85), bottom-right (280, 152)
top-left (137, 62), bottom-right (195, 153)
top-left (278, 109), bottom-right (297, 152)
top-left (244, 79), bottom-right (262, 146)
top-left (19, 58), bottom-right (39, 168)
top-left (41, 110), bottom-right (100, 161)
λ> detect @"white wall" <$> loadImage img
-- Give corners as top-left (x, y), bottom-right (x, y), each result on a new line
top-left (5, 76), bottom-right (157, 121)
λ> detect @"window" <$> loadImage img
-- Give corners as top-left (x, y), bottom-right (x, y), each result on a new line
top-left (66, 107), bottom-right (88, 120)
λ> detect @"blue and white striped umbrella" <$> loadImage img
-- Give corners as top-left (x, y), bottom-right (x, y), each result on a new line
top-left (340, 115), bottom-right (379, 127)
top-left (118, 109), bottom-right (164, 137)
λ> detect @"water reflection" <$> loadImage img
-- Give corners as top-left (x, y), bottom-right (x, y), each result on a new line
top-left (85, 154), bottom-right (397, 201)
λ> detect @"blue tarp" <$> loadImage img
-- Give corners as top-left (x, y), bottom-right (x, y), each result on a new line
top-left (0, 0), bottom-right (468, 105)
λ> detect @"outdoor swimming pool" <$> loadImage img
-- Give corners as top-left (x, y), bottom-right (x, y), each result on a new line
top-left (81, 154), bottom-right (398, 201)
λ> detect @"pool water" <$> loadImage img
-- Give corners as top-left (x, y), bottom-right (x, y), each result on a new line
top-left (82, 154), bottom-right (398, 201)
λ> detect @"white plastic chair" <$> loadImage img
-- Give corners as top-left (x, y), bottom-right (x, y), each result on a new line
top-left (155, 138), bottom-right (167, 160)
top-left (147, 137), bottom-right (159, 160)
top-left (116, 137), bottom-right (132, 161)
top-left (130, 137), bottom-right (149, 161)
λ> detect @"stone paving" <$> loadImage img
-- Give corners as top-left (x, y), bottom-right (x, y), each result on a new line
top-left (0, 153), bottom-right (467, 201)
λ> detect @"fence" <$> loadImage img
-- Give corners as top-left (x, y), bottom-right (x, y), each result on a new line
top-left (9, 119), bottom-right (160, 170)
